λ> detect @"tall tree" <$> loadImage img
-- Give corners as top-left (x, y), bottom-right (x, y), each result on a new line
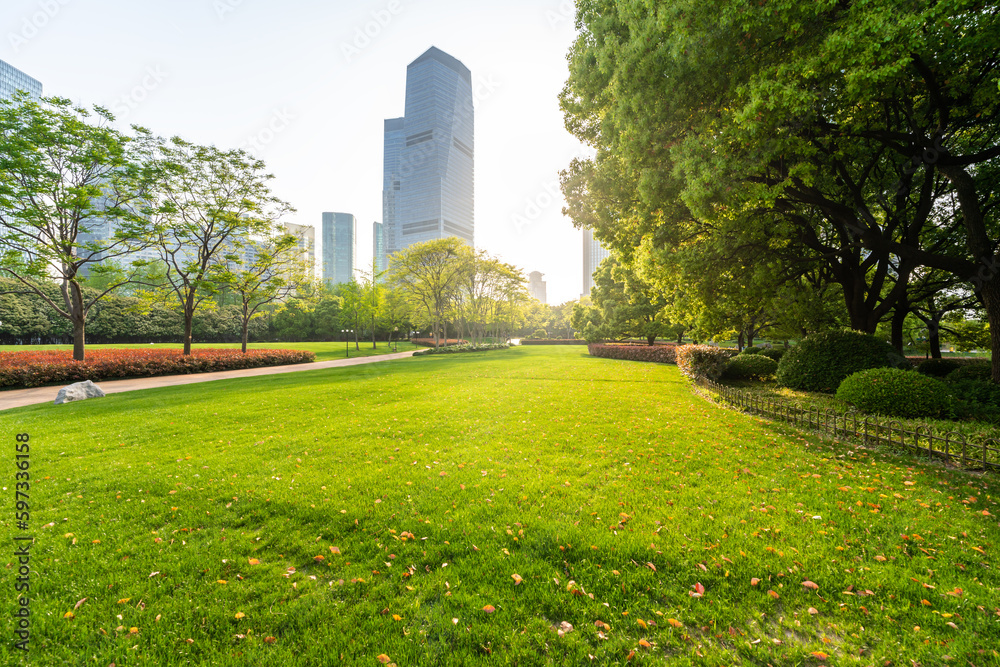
top-left (144, 137), bottom-right (292, 355)
top-left (211, 228), bottom-right (305, 353)
top-left (388, 237), bottom-right (471, 348)
top-left (0, 94), bottom-right (157, 360)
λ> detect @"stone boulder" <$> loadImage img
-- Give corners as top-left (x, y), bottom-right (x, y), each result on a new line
top-left (54, 380), bottom-right (106, 405)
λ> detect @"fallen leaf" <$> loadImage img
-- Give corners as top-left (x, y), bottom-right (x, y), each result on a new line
top-left (802, 581), bottom-right (819, 590)
top-left (511, 574), bottom-right (523, 585)
top-left (808, 607), bottom-right (819, 615)
top-left (768, 590), bottom-right (780, 599)
top-left (248, 558), bottom-right (260, 565)
top-left (63, 611), bottom-right (75, 620)
top-left (264, 636), bottom-right (276, 644)
top-left (482, 605), bottom-right (496, 613)
top-left (751, 578), bottom-right (761, 586)
top-left (811, 651), bottom-right (828, 660)
top-left (376, 654), bottom-right (391, 664)
top-left (235, 612), bottom-right (245, 620)
top-left (638, 639), bottom-right (651, 648)
top-left (329, 546), bottom-right (341, 555)
top-left (392, 614), bottom-right (402, 621)
top-left (636, 619), bottom-right (648, 629)
top-left (74, 598), bottom-right (87, 610)
top-left (667, 618), bottom-right (683, 628)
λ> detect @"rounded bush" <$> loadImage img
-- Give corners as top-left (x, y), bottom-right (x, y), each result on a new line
top-left (724, 353), bottom-right (778, 380)
top-left (758, 347), bottom-right (786, 362)
top-left (946, 361), bottom-right (992, 382)
top-left (739, 346), bottom-right (763, 356)
top-left (776, 329), bottom-right (907, 393)
top-left (836, 367), bottom-right (953, 418)
top-left (916, 358), bottom-right (961, 377)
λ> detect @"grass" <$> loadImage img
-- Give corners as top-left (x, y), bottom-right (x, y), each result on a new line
top-left (1, 347), bottom-right (998, 666)
top-left (0, 340), bottom-right (418, 363)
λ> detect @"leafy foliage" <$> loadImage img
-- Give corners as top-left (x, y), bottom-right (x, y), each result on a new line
top-left (836, 368), bottom-right (953, 419)
top-left (411, 343), bottom-right (509, 356)
top-left (757, 348), bottom-right (786, 362)
top-left (916, 358), bottom-right (962, 378)
top-left (946, 361), bottom-right (993, 383)
top-left (776, 329), bottom-right (908, 393)
top-left (723, 354), bottom-right (779, 381)
top-left (676, 345), bottom-right (738, 381)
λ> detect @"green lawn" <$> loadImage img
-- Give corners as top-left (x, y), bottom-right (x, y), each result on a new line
top-left (0, 340), bottom-right (417, 363)
top-left (2, 347), bottom-right (997, 665)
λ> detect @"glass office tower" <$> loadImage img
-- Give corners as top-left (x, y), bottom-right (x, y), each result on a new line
top-left (322, 212), bottom-right (357, 286)
top-left (0, 58), bottom-right (42, 100)
top-left (373, 221), bottom-right (385, 275)
top-left (582, 228), bottom-right (610, 296)
top-left (381, 47), bottom-right (474, 266)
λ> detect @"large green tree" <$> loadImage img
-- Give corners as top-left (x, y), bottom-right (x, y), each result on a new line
top-left (562, 0), bottom-right (999, 374)
top-left (144, 137), bottom-right (292, 355)
top-left (0, 94), bottom-right (158, 360)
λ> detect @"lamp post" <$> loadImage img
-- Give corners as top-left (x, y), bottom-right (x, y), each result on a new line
top-left (342, 329), bottom-right (353, 358)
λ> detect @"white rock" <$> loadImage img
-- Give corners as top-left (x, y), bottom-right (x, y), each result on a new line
top-left (54, 380), bottom-right (105, 405)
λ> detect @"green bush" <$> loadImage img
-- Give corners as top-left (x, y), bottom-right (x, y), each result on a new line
top-left (740, 345), bottom-right (763, 356)
top-left (776, 329), bottom-right (908, 393)
top-left (835, 367), bottom-right (953, 419)
top-left (946, 361), bottom-right (992, 382)
top-left (676, 345), bottom-right (739, 380)
top-left (530, 328), bottom-right (548, 340)
top-left (723, 354), bottom-right (778, 380)
top-left (916, 358), bottom-right (961, 377)
top-left (412, 343), bottom-right (509, 356)
top-left (948, 378), bottom-right (1000, 423)
top-left (758, 347), bottom-right (786, 362)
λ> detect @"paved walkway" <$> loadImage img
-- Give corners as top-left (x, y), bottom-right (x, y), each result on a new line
top-left (0, 350), bottom-right (418, 411)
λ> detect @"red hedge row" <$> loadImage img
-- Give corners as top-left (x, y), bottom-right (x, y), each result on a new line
top-left (0, 348), bottom-right (315, 389)
top-left (587, 343), bottom-right (678, 364)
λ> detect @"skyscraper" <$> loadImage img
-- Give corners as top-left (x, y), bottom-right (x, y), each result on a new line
top-left (373, 221), bottom-right (385, 275)
top-left (381, 46), bottom-right (474, 267)
top-left (322, 212), bottom-right (357, 285)
top-left (0, 58), bottom-right (42, 101)
top-left (285, 223), bottom-right (316, 279)
top-left (528, 271), bottom-right (547, 304)
top-left (583, 228), bottom-right (610, 296)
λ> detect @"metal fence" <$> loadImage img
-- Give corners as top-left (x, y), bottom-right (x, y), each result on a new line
top-left (694, 377), bottom-right (1000, 473)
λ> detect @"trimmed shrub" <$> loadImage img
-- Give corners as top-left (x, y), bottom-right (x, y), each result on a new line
top-left (520, 339), bottom-right (587, 345)
top-left (835, 367), bottom-right (953, 419)
top-left (723, 354), bottom-right (779, 381)
top-left (776, 329), bottom-right (907, 393)
top-left (676, 345), bottom-right (739, 380)
top-left (529, 328), bottom-right (548, 339)
top-left (916, 358), bottom-right (961, 377)
top-left (412, 343), bottom-right (509, 356)
top-left (587, 344), bottom-right (677, 364)
top-left (740, 346), bottom-right (764, 356)
top-left (946, 361), bottom-right (992, 382)
top-left (0, 348), bottom-right (315, 389)
top-left (758, 347), bottom-right (786, 362)
top-left (948, 378), bottom-right (1000, 423)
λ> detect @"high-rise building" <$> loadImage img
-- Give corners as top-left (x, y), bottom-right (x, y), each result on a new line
top-left (322, 212), bottom-right (357, 285)
top-left (583, 228), bottom-right (610, 296)
top-left (381, 46), bottom-right (474, 267)
top-left (373, 221), bottom-right (386, 275)
top-left (0, 59), bottom-right (42, 101)
top-left (285, 223), bottom-right (316, 279)
top-left (528, 271), bottom-right (547, 304)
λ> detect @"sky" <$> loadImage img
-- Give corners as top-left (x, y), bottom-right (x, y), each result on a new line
top-left (0, 0), bottom-right (592, 305)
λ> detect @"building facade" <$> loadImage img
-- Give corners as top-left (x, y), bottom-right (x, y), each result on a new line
top-left (285, 223), bottom-right (316, 279)
top-left (582, 228), bottom-right (610, 296)
top-left (381, 46), bottom-right (474, 268)
top-left (373, 221), bottom-right (385, 275)
top-left (528, 271), bottom-right (547, 304)
top-left (322, 212), bottom-right (357, 285)
top-left (0, 58), bottom-right (42, 101)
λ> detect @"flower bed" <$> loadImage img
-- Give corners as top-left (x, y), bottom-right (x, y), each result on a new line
top-left (0, 348), bottom-right (315, 389)
top-left (520, 339), bottom-right (588, 345)
top-left (409, 338), bottom-right (468, 347)
top-left (587, 343), bottom-right (678, 364)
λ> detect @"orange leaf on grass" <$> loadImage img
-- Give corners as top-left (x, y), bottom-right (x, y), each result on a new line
top-left (811, 651), bottom-right (828, 660)
top-left (751, 578), bottom-right (760, 586)
top-left (638, 639), bottom-right (651, 648)
top-left (767, 590), bottom-right (780, 599)
top-left (667, 618), bottom-right (683, 628)
top-left (264, 636), bottom-right (276, 644)
top-left (376, 655), bottom-right (391, 664)
top-left (802, 581), bottom-right (819, 590)
top-left (248, 558), bottom-right (260, 565)
top-left (329, 546), bottom-right (342, 555)
top-left (482, 605), bottom-right (496, 613)
top-left (511, 574), bottom-right (523, 585)
top-left (63, 612), bottom-right (75, 620)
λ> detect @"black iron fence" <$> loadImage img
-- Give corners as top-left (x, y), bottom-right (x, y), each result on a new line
top-left (694, 378), bottom-right (1000, 473)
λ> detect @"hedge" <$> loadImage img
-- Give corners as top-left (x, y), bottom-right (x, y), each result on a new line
top-left (587, 344), bottom-right (678, 364)
top-left (676, 345), bottom-right (738, 380)
top-left (0, 348), bottom-right (315, 389)
top-left (520, 339), bottom-right (588, 345)
top-left (412, 343), bottom-right (510, 356)
top-left (723, 354), bottom-right (779, 381)
top-left (776, 329), bottom-right (908, 393)
top-left (835, 367), bottom-right (954, 419)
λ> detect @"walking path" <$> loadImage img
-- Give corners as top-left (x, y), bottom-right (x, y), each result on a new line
top-left (0, 350), bottom-right (418, 411)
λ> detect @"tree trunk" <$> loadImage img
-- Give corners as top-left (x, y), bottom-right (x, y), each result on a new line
top-left (890, 298), bottom-right (908, 353)
top-left (927, 318), bottom-right (941, 359)
top-left (646, 334), bottom-right (655, 346)
top-left (737, 331), bottom-right (745, 351)
top-left (69, 281), bottom-right (86, 361)
top-left (371, 314), bottom-right (377, 349)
